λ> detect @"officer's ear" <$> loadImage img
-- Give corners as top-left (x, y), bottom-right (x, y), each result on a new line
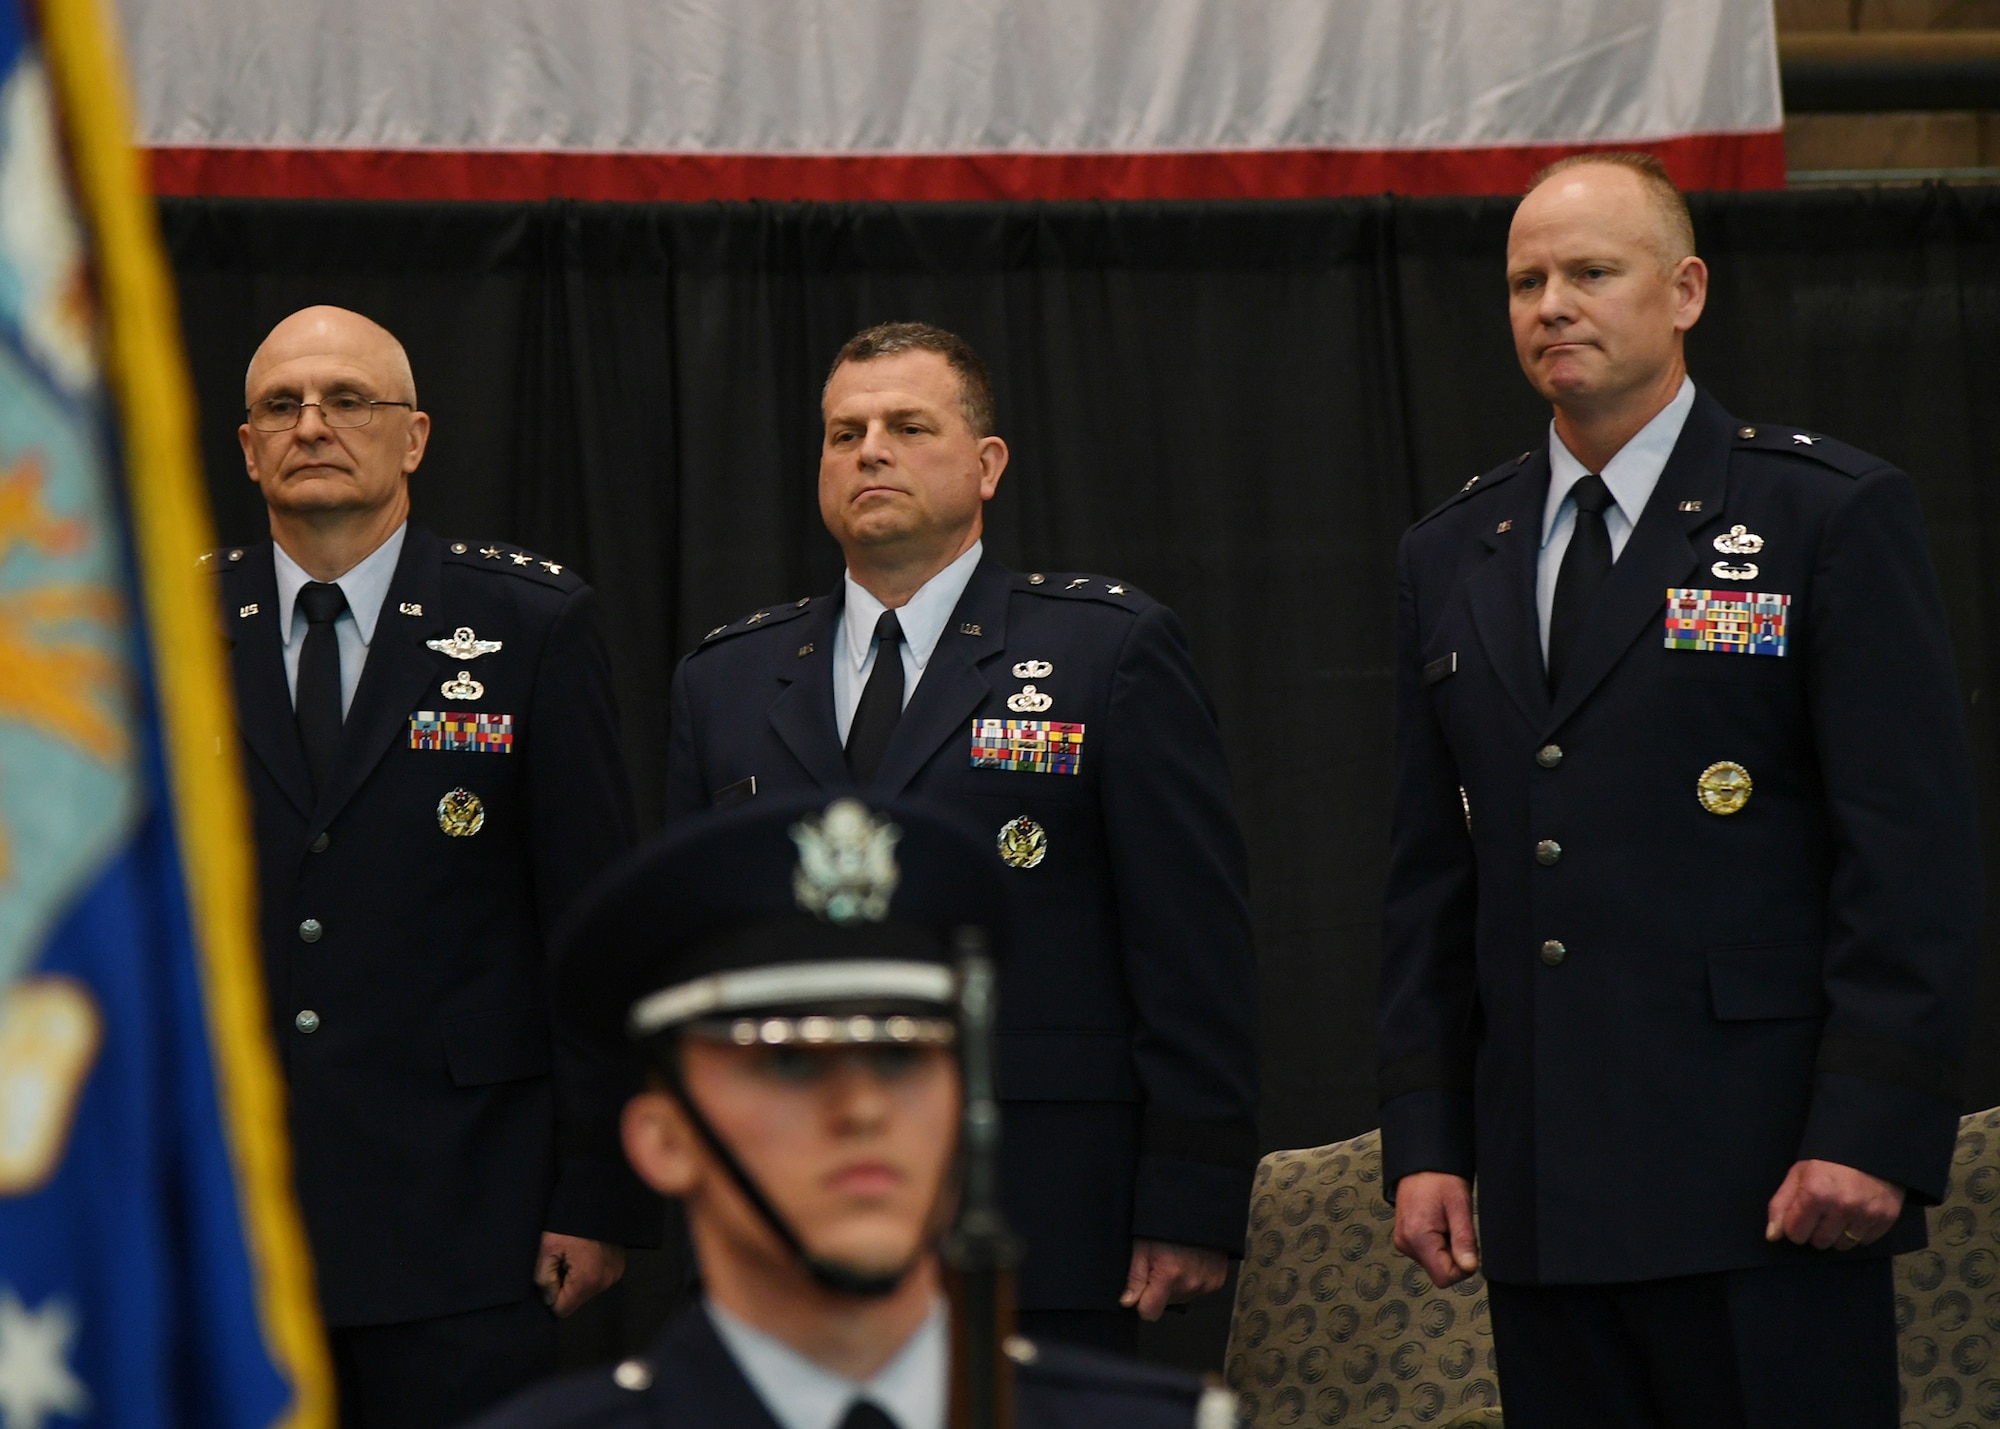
top-left (621, 1087), bottom-right (703, 1198)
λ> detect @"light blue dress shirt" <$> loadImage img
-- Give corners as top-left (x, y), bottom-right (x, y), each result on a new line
top-left (1535, 377), bottom-right (1696, 665)
top-left (833, 540), bottom-right (984, 745)
top-left (706, 1297), bottom-right (947, 1429)
top-left (273, 522), bottom-right (408, 716)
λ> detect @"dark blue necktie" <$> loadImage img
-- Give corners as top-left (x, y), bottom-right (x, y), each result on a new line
top-left (838, 1402), bottom-right (899, 1429)
top-left (1548, 473), bottom-right (1613, 692)
top-left (294, 580), bottom-right (349, 796)
top-left (844, 610), bottom-right (905, 785)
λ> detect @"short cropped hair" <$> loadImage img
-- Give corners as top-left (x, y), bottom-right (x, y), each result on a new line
top-left (1527, 151), bottom-right (1696, 264)
top-left (825, 322), bottom-right (997, 438)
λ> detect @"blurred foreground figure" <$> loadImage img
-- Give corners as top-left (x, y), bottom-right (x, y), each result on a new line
top-left (221, 306), bottom-right (654, 1427)
top-left (664, 322), bottom-right (1259, 1353)
top-left (467, 794), bottom-right (1238, 1427)
top-left (1379, 154), bottom-right (1981, 1428)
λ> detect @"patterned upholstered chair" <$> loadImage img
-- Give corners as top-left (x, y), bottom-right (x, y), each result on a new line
top-left (1225, 1111), bottom-right (2000, 1429)
top-left (1226, 1129), bottom-right (1502, 1429)
top-left (1894, 1106), bottom-right (2000, 1425)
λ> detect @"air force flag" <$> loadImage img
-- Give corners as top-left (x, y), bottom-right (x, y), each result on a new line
top-left (0, 1), bottom-right (330, 1425)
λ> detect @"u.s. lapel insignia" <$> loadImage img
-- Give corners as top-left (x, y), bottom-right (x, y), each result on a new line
top-left (238, 603), bottom-right (259, 618)
top-left (997, 816), bottom-right (1047, 870)
top-left (398, 602), bottom-right (423, 616)
top-left (1007, 685), bottom-right (1053, 713)
top-left (1696, 761), bottom-right (1753, 815)
top-left (1012, 660), bottom-right (1053, 679)
top-left (441, 670), bottom-right (485, 700)
top-left (790, 798), bottom-right (901, 924)
top-left (426, 626), bottom-right (503, 660)
top-left (437, 787), bottom-right (486, 837)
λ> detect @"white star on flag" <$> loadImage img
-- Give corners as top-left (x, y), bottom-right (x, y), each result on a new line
top-left (0, 1289), bottom-right (89, 1429)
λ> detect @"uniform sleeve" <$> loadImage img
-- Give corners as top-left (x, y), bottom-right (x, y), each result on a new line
top-left (1098, 603), bottom-right (1261, 1254)
top-left (527, 584), bottom-right (659, 1244)
top-left (662, 654), bottom-right (709, 823)
top-left (1795, 466), bottom-right (1981, 1203)
top-left (1376, 532), bottom-right (1480, 1196)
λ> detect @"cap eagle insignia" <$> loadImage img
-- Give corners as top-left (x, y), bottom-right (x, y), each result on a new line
top-left (790, 799), bottom-right (901, 925)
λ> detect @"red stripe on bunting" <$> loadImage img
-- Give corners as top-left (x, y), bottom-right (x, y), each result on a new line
top-left (146, 133), bottom-right (1785, 202)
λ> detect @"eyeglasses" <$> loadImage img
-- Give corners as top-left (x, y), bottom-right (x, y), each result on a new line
top-left (246, 393), bottom-right (414, 432)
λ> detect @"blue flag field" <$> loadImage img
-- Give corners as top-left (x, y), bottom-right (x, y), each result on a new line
top-left (0, 1), bottom-right (330, 1425)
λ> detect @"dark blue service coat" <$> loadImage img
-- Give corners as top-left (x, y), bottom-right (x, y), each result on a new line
top-left (662, 556), bottom-right (1260, 1309)
top-left (461, 1306), bottom-right (1219, 1428)
top-left (1378, 386), bottom-right (1982, 1285)
top-left (217, 527), bottom-right (655, 1326)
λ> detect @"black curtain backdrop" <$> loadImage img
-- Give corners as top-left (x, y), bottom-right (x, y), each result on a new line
top-left (161, 187), bottom-right (2000, 1367)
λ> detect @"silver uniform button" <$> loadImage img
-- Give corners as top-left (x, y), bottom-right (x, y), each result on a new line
top-left (1541, 939), bottom-right (1567, 967)
top-left (295, 1010), bottom-right (321, 1034)
top-left (1535, 840), bottom-right (1562, 866)
top-left (1536, 744), bottom-right (1563, 769)
top-left (299, 918), bottom-right (324, 943)
top-left (611, 1359), bottom-right (652, 1392)
top-left (309, 832), bottom-right (330, 853)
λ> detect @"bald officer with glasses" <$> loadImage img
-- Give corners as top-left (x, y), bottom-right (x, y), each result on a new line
top-left (216, 306), bottom-right (655, 1429)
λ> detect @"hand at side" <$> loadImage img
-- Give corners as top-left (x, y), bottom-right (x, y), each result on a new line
top-left (1765, 1159), bottom-right (1904, 1250)
top-left (1392, 1172), bottom-right (1480, 1287)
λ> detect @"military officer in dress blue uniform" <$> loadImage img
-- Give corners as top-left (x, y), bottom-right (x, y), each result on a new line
top-left (221, 307), bottom-right (656, 1429)
top-left (662, 323), bottom-right (1259, 1353)
top-left (464, 793), bottom-right (1239, 1429)
top-left (1379, 155), bottom-right (1982, 1427)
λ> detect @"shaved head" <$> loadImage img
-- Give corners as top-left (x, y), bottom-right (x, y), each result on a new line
top-left (245, 305), bottom-right (417, 406)
top-left (1523, 154), bottom-right (1695, 269)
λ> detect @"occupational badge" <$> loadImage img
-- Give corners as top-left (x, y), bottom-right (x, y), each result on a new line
top-left (1712, 525), bottom-right (1765, 556)
top-left (1711, 561), bottom-right (1760, 582)
top-left (790, 798), bottom-right (901, 924)
top-left (1012, 660), bottom-right (1053, 679)
top-left (441, 669), bottom-right (486, 700)
top-left (410, 710), bottom-right (514, 752)
top-left (437, 787), bottom-right (486, 837)
top-left (1006, 684), bottom-right (1054, 713)
top-left (1664, 588), bottom-right (1789, 657)
top-left (1696, 761), bottom-right (1753, 816)
top-left (970, 719), bottom-right (1085, 775)
top-left (426, 626), bottom-right (504, 660)
top-left (997, 815), bottom-right (1048, 870)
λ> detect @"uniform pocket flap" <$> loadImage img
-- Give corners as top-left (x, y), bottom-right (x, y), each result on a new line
top-left (1707, 941), bottom-right (1825, 1021)
top-left (996, 1031), bottom-right (1141, 1102)
top-left (443, 1007), bottom-right (551, 1086)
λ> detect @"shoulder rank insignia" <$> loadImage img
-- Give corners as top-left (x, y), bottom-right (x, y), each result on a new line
top-left (426, 627), bottom-right (503, 660)
top-left (1664, 588), bottom-right (1789, 657)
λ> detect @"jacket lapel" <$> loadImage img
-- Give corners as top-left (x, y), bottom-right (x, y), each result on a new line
top-left (226, 546), bottom-right (317, 819)
top-left (1545, 387), bottom-right (1735, 733)
top-left (1465, 460), bottom-right (1554, 731)
top-left (768, 594), bottom-right (851, 789)
top-left (872, 556), bottom-right (1010, 798)
top-left (306, 528), bottom-right (443, 831)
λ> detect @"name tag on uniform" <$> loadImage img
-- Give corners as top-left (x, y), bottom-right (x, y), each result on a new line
top-left (1664, 588), bottom-right (1790, 657)
top-left (970, 719), bottom-right (1085, 775)
top-left (409, 710), bottom-right (515, 752)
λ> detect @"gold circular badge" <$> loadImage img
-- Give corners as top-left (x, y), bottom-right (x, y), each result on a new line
top-left (1696, 761), bottom-right (1753, 816)
top-left (997, 816), bottom-right (1047, 870)
top-left (437, 787), bottom-right (486, 837)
